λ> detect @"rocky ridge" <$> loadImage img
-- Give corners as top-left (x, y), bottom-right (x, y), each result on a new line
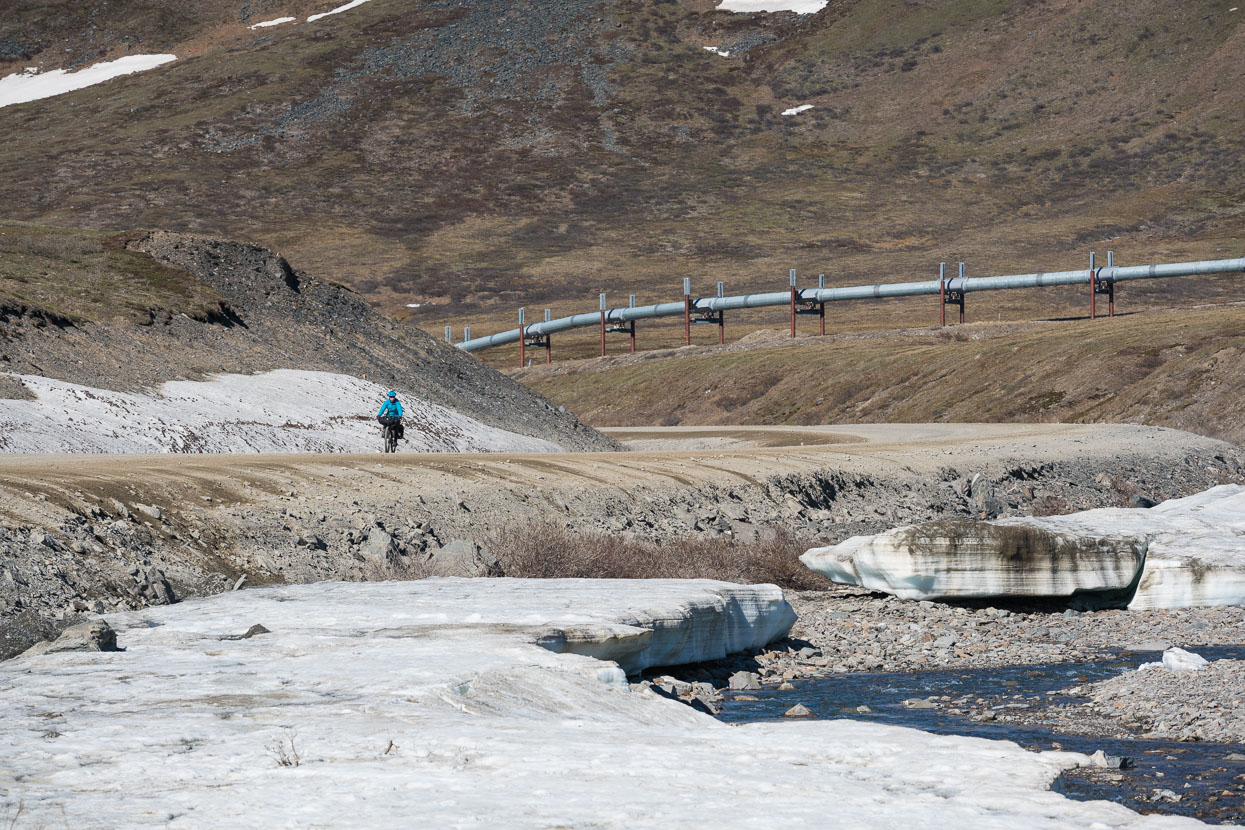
top-left (0, 230), bottom-right (617, 453)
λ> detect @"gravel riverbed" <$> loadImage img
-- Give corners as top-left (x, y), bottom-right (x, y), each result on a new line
top-left (648, 586), bottom-right (1245, 717)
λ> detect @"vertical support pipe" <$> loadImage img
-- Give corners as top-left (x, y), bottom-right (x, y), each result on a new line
top-left (818, 274), bottom-right (826, 336)
top-left (629, 295), bottom-right (637, 353)
top-left (683, 278), bottom-right (691, 346)
top-left (717, 281), bottom-right (725, 345)
top-left (464, 325), bottom-right (470, 341)
top-left (789, 268), bottom-right (797, 338)
top-left (518, 308), bottom-right (526, 368)
top-left (599, 293), bottom-right (607, 357)
top-left (1089, 252), bottom-right (1097, 321)
top-left (957, 263), bottom-right (965, 324)
top-left (545, 309), bottom-right (552, 364)
top-left (445, 325), bottom-right (452, 344)
top-left (1107, 251), bottom-right (1116, 317)
top-left (939, 263), bottom-right (946, 328)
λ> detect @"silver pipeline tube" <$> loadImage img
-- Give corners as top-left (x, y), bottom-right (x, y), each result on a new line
top-left (457, 257), bottom-right (1243, 352)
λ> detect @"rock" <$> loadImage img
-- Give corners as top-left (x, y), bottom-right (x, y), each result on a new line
top-left (136, 504), bottom-right (163, 521)
top-left (424, 538), bottom-right (500, 577)
top-left (903, 698), bottom-right (937, 710)
top-left (783, 703), bottom-right (815, 718)
top-left (21, 620), bottom-right (119, 657)
top-left (777, 682), bottom-right (795, 691)
top-left (728, 671), bottom-right (761, 691)
top-left (932, 635), bottom-right (956, 649)
top-left (855, 705), bottom-right (872, 714)
top-left (1087, 750), bottom-right (1130, 769)
top-left (138, 567), bottom-right (175, 605)
top-left (1224, 753), bottom-right (1245, 762)
top-left (688, 695), bottom-right (720, 716)
top-left (359, 528), bottom-right (396, 564)
top-left (1122, 639), bottom-right (1171, 652)
top-left (219, 624), bottom-right (271, 641)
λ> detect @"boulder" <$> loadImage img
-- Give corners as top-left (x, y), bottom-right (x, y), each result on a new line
top-left (727, 671), bottom-right (761, 691)
top-left (359, 528), bottom-right (396, 564)
top-left (22, 620), bottom-right (119, 657)
top-left (425, 538), bottom-right (500, 577)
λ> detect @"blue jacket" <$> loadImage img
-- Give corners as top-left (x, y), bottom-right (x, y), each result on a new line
top-left (378, 398), bottom-right (403, 418)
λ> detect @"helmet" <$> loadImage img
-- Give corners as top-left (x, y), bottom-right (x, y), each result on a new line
top-left (388, 390), bottom-right (397, 398)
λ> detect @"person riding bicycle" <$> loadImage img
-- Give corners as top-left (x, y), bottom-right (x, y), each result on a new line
top-left (377, 390), bottom-right (405, 441)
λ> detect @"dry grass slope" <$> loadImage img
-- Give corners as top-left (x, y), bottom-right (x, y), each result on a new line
top-left (517, 304), bottom-right (1245, 446)
top-left (0, 0), bottom-right (1239, 339)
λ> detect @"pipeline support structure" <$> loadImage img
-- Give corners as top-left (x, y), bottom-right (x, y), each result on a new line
top-left (457, 254), bottom-right (1244, 358)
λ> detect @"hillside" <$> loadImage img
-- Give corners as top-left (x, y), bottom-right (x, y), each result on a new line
top-left (0, 221), bottom-right (616, 452)
top-left (515, 303), bottom-right (1245, 447)
top-left (0, 0), bottom-right (1241, 347)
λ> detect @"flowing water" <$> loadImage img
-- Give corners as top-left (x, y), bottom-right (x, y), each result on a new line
top-left (718, 647), bottom-right (1245, 823)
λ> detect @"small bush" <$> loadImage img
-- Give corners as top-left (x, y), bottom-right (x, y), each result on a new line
top-left (491, 522), bottom-right (829, 590)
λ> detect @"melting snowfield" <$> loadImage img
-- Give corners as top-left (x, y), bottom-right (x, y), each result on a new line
top-left (802, 485), bottom-right (1245, 609)
top-left (0, 55), bottom-right (177, 108)
top-left (0, 579), bottom-right (1200, 828)
top-left (0, 370), bottom-right (560, 454)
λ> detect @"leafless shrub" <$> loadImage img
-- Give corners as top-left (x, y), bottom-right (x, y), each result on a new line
top-left (267, 729), bottom-right (301, 768)
top-left (491, 522), bottom-right (829, 590)
top-left (1031, 495), bottom-right (1074, 517)
top-left (359, 552), bottom-right (435, 582)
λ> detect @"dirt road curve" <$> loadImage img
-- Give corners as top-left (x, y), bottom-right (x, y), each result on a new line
top-left (2, 423), bottom-right (1242, 658)
top-left (0, 423), bottom-right (1202, 497)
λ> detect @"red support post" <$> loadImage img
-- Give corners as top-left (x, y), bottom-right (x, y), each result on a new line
top-left (630, 320), bottom-right (636, 353)
top-left (718, 310), bottom-right (725, 345)
top-left (519, 337), bottom-right (525, 368)
top-left (819, 303), bottom-right (825, 336)
top-left (545, 336), bottom-right (551, 364)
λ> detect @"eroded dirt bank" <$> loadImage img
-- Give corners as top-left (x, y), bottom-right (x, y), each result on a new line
top-left (2, 423), bottom-right (1243, 658)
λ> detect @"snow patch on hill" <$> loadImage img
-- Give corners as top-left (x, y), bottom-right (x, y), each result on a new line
top-left (249, 17), bottom-right (296, 29)
top-left (717, 0), bottom-right (829, 13)
top-left (308, 0), bottom-right (375, 22)
top-left (0, 55), bottom-right (177, 108)
top-left (0, 370), bottom-right (561, 454)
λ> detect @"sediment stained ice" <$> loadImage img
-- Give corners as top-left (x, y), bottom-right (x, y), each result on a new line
top-left (801, 485), bottom-right (1245, 609)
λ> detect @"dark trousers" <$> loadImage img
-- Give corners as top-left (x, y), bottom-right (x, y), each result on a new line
top-left (378, 415), bottom-right (404, 438)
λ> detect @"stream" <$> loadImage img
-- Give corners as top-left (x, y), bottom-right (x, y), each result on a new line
top-left (718, 647), bottom-right (1245, 824)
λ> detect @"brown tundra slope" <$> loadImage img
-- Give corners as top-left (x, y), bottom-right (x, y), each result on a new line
top-left (0, 0), bottom-right (1240, 340)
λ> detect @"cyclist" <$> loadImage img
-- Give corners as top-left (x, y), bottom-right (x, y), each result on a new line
top-left (377, 390), bottom-right (405, 441)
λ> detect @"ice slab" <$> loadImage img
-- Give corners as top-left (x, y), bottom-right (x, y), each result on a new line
top-left (0, 55), bottom-right (176, 108)
top-left (0, 369), bottom-right (561, 454)
top-left (802, 485), bottom-right (1245, 609)
top-left (0, 578), bottom-right (1195, 828)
